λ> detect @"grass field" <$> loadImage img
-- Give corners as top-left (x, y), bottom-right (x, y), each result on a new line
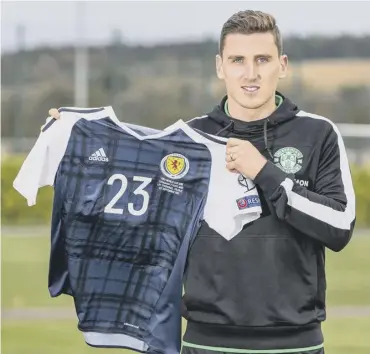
top-left (2, 230), bottom-right (370, 354)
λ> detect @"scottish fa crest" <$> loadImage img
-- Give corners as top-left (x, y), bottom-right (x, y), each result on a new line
top-left (160, 153), bottom-right (189, 180)
top-left (274, 147), bottom-right (303, 174)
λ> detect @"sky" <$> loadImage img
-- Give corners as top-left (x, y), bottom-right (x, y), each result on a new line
top-left (1, 1), bottom-right (370, 53)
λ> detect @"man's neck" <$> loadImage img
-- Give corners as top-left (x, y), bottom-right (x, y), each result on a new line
top-left (225, 94), bottom-right (282, 122)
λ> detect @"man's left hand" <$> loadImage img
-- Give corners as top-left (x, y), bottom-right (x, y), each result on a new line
top-left (226, 138), bottom-right (267, 180)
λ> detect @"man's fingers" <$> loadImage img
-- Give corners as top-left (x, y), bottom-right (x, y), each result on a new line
top-left (48, 108), bottom-right (60, 119)
top-left (41, 108), bottom-right (60, 131)
top-left (225, 151), bottom-right (238, 163)
top-left (226, 138), bottom-right (243, 147)
top-left (226, 161), bottom-right (238, 173)
top-left (225, 146), bottom-right (238, 156)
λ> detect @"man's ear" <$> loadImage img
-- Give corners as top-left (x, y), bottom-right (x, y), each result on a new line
top-left (216, 54), bottom-right (224, 80)
top-left (278, 54), bottom-right (288, 79)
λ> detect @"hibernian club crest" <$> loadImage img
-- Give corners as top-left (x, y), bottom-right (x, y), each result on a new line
top-left (274, 147), bottom-right (303, 174)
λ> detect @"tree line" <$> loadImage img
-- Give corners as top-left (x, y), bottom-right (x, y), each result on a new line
top-left (1, 34), bottom-right (370, 140)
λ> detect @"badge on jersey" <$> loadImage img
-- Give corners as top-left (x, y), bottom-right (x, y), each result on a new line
top-left (160, 153), bottom-right (189, 180)
top-left (236, 195), bottom-right (261, 210)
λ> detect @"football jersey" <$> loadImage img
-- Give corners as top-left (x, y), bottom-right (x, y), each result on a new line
top-left (13, 106), bottom-right (262, 354)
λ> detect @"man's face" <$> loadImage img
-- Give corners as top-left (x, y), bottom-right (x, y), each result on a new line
top-left (216, 32), bottom-right (288, 110)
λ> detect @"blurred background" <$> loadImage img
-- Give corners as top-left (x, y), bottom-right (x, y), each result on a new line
top-left (1, 1), bottom-right (370, 354)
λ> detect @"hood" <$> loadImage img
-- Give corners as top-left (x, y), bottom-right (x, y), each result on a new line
top-left (207, 91), bottom-right (300, 157)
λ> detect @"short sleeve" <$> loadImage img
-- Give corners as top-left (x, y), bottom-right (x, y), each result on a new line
top-left (13, 116), bottom-right (77, 206)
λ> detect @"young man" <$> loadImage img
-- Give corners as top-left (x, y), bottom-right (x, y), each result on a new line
top-left (46, 10), bottom-right (355, 354)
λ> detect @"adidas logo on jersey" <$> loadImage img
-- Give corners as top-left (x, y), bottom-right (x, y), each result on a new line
top-left (89, 148), bottom-right (109, 162)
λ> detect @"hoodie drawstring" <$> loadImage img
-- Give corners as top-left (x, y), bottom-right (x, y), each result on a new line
top-left (264, 118), bottom-right (274, 159)
top-left (215, 119), bottom-right (274, 160)
top-left (215, 120), bottom-right (234, 136)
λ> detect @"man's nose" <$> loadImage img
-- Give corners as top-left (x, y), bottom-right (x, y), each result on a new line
top-left (243, 63), bottom-right (258, 81)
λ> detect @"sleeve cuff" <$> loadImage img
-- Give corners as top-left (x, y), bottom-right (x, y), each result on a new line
top-left (253, 161), bottom-right (290, 198)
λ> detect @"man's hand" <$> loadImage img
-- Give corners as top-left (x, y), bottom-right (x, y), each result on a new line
top-left (225, 138), bottom-right (267, 180)
top-left (48, 108), bottom-right (60, 119)
top-left (40, 109), bottom-right (60, 131)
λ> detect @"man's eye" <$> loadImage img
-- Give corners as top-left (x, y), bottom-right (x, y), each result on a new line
top-left (233, 58), bottom-right (243, 63)
top-left (257, 57), bottom-right (268, 63)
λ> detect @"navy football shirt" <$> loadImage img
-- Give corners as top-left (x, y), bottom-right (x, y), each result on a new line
top-left (14, 106), bottom-right (262, 354)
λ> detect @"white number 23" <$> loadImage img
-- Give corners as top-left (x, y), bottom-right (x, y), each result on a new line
top-left (104, 173), bottom-right (152, 216)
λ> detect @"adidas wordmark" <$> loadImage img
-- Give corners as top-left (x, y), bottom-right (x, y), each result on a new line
top-left (89, 148), bottom-right (109, 162)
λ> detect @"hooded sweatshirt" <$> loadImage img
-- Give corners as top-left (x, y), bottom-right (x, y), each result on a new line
top-left (181, 92), bottom-right (356, 352)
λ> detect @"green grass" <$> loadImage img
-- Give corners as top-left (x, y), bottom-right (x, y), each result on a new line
top-left (325, 234), bottom-right (370, 306)
top-left (3, 233), bottom-right (370, 308)
top-left (2, 318), bottom-right (370, 354)
top-left (2, 231), bottom-right (370, 354)
top-left (1, 319), bottom-right (126, 354)
top-left (1, 235), bottom-right (71, 308)
top-left (322, 317), bottom-right (370, 354)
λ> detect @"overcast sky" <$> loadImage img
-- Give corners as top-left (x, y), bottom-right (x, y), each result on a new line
top-left (2, 1), bottom-right (370, 53)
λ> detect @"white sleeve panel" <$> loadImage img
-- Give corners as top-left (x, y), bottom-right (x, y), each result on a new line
top-left (14, 106), bottom-right (119, 206)
top-left (13, 131), bottom-right (50, 207)
top-left (13, 116), bottom-right (80, 206)
top-left (203, 143), bottom-right (262, 241)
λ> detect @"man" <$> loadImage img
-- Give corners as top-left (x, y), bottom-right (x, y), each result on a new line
top-left (46, 10), bottom-right (355, 354)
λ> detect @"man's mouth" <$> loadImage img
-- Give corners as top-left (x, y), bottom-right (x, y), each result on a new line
top-left (242, 86), bottom-right (260, 93)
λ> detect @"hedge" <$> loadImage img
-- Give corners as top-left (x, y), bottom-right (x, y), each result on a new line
top-left (2, 156), bottom-right (370, 227)
top-left (1, 156), bottom-right (53, 225)
top-left (350, 164), bottom-right (370, 228)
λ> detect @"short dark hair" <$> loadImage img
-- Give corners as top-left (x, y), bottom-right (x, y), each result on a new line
top-left (219, 10), bottom-right (283, 56)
